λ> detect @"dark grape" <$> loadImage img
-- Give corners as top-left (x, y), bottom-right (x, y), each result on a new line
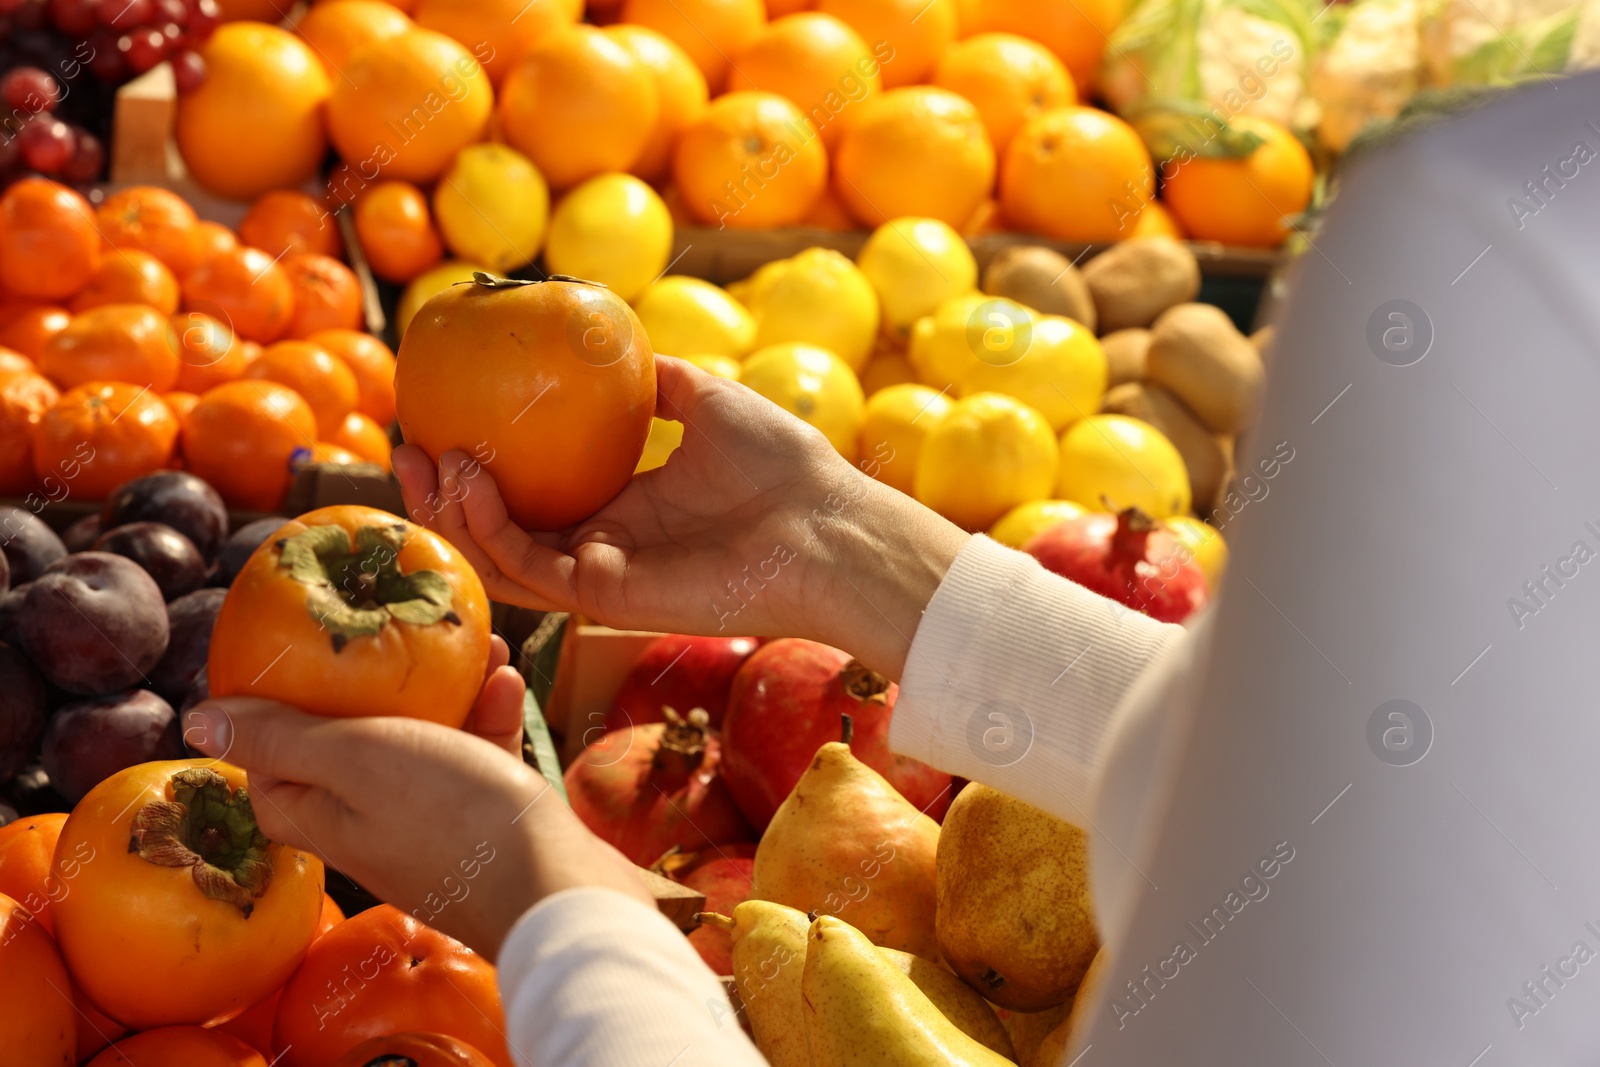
top-left (46, 0), bottom-right (97, 33)
top-left (60, 128), bottom-right (102, 182)
top-left (87, 30), bottom-right (124, 79)
top-left (185, 0), bottom-right (214, 42)
top-left (120, 25), bottom-right (164, 71)
top-left (0, 0), bottom-right (26, 15)
top-left (0, 135), bottom-right (19, 172)
top-left (13, 0), bottom-right (46, 29)
top-left (152, 0), bottom-right (182, 18)
top-left (170, 46), bottom-right (203, 91)
top-left (0, 66), bottom-right (61, 112)
top-left (18, 115), bottom-right (72, 172)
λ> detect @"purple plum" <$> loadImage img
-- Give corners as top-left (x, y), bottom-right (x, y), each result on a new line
top-left (91, 522), bottom-right (207, 601)
top-left (0, 583), bottom-right (31, 649)
top-left (148, 588), bottom-right (226, 706)
top-left (41, 689), bottom-right (183, 803)
top-left (218, 516), bottom-right (290, 586)
top-left (0, 506), bottom-right (66, 583)
top-left (0, 645), bottom-right (48, 781)
top-left (101, 471), bottom-right (229, 563)
top-left (19, 553), bottom-right (169, 694)
top-left (61, 512), bottom-right (103, 552)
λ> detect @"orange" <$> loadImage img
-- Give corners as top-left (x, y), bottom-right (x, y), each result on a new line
top-left (0, 306), bottom-right (69, 359)
top-left (171, 311), bottom-right (248, 393)
top-left (1131, 200), bottom-right (1184, 239)
top-left (499, 26), bottom-right (659, 190)
top-left (238, 190), bottom-right (343, 260)
top-left (619, 0), bottom-right (765, 92)
top-left (184, 380), bottom-right (319, 509)
top-left (952, 0), bottom-right (981, 34)
top-left (413, 0), bottom-right (580, 84)
top-left (604, 25), bottom-right (710, 183)
top-left (726, 13), bottom-right (882, 149)
top-left (0, 346), bottom-right (33, 375)
top-left (299, 442), bottom-right (362, 466)
top-left (0, 369), bottom-right (59, 494)
top-left (931, 33), bottom-right (1075, 156)
top-left (963, 197), bottom-right (1002, 236)
top-left (242, 340), bottom-right (359, 435)
top-left (296, 0), bottom-right (413, 76)
top-left (33, 382), bottom-right (179, 499)
top-left (306, 328), bottom-right (396, 425)
top-left (176, 23), bottom-right (332, 201)
top-left (815, 0), bottom-right (955, 88)
top-left (1000, 106), bottom-right (1153, 242)
top-left (181, 246), bottom-right (296, 343)
top-left (240, 340), bottom-right (264, 366)
top-left (282, 254), bottom-right (363, 338)
top-left (833, 87), bottom-right (995, 228)
top-left (353, 181), bottom-right (443, 283)
top-left (193, 221), bottom-right (238, 264)
top-left (0, 178), bottom-right (101, 301)
top-left (769, 0), bottom-right (813, 11)
top-left (39, 304), bottom-right (182, 392)
top-left (327, 29), bottom-right (494, 184)
top-left (802, 187), bottom-right (855, 230)
top-left (96, 187), bottom-right (202, 277)
top-left (327, 410), bottom-right (392, 468)
top-left (673, 91), bottom-right (828, 229)
top-left (973, 0), bottom-right (1125, 90)
top-left (1161, 116), bottom-right (1313, 248)
top-left (164, 390), bottom-right (200, 425)
top-left (70, 250), bottom-right (180, 315)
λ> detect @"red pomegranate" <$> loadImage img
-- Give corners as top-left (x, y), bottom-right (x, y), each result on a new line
top-left (720, 638), bottom-right (954, 830)
top-left (564, 708), bottom-right (756, 866)
top-left (602, 634), bottom-right (760, 733)
top-left (1025, 508), bottom-right (1209, 623)
top-left (676, 843), bottom-right (757, 975)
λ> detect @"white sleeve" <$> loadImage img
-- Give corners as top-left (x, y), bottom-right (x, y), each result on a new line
top-left (889, 534), bottom-right (1188, 822)
top-left (497, 887), bottom-right (767, 1067)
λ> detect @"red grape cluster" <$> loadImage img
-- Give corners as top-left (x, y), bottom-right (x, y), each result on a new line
top-left (1, 0), bottom-right (221, 85)
top-left (0, 65), bottom-right (103, 181)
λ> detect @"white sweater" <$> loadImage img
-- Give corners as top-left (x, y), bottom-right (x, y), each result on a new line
top-left (497, 536), bottom-right (1180, 1066)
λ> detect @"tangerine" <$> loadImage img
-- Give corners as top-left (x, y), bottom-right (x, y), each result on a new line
top-left (0, 178), bottom-right (101, 301)
top-left (184, 380), bottom-right (319, 509)
top-left (170, 311), bottom-right (248, 394)
top-left (833, 87), bottom-right (996, 228)
top-left (33, 382), bottom-right (179, 499)
top-left (0, 369), bottom-right (59, 495)
top-left (176, 23), bottom-right (332, 201)
top-left (39, 304), bottom-right (181, 392)
top-left (95, 187), bottom-right (202, 278)
top-left (619, 0), bottom-right (766, 92)
top-left (352, 181), bottom-right (443, 284)
top-left (672, 91), bottom-right (828, 229)
top-left (306, 328), bottom-right (396, 425)
top-left (0, 306), bottom-right (70, 360)
top-left (281, 254), bottom-right (363, 338)
top-left (499, 26), bottom-right (659, 190)
top-left (69, 250), bottom-right (180, 316)
top-left (237, 190), bottom-right (342, 261)
top-left (181, 246), bottom-right (296, 344)
top-left (241, 340), bottom-right (359, 435)
top-left (326, 410), bottom-right (392, 468)
top-left (192, 221), bottom-right (238, 263)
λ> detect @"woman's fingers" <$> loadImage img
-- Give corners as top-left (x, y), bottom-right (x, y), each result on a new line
top-left (392, 443), bottom-right (440, 528)
top-left (463, 665), bottom-right (527, 757)
top-left (453, 448), bottom-right (581, 611)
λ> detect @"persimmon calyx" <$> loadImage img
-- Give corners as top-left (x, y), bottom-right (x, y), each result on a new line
top-left (129, 767), bottom-right (273, 915)
top-left (461, 271), bottom-right (609, 290)
top-left (277, 522), bottom-right (459, 652)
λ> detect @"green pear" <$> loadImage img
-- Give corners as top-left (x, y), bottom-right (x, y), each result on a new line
top-left (935, 783), bottom-right (1099, 1011)
top-left (1030, 947), bottom-right (1109, 1067)
top-left (801, 915), bottom-right (1016, 1067)
top-left (878, 947), bottom-right (1015, 1059)
top-left (752, 741), bottom-right (940, 957)
top-left (697, 901), bottom-right (812, 1067)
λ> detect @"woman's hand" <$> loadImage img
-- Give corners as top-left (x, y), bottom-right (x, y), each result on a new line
top-left (394, 356), bottom-right (969, 678)
top-left (184, 695), bottom-right (652, 962)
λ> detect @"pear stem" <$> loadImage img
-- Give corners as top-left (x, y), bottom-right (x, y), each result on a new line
top-left (840, 713), bottom-right (854, 746)
top-left (694, 912), bottom-right (735, 932)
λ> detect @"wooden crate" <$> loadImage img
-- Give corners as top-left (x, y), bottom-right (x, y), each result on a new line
top-left (539, 616), bottom-right (667, 763)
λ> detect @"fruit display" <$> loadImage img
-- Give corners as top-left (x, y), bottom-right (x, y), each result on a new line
top-left (0, 178), bottom-right (397, 514)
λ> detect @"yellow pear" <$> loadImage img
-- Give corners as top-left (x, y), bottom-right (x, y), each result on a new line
top-left (878, 947), bottom-right (1015, 1059)
top-left (802, 915), bottom-right (1015, 1067)
top-left (697, 901), bottom-right (811, 1067)
top-left (752, 741), bottom-right (940, 957)
top-left (1004, 1002), bottom-right (1072, 1065)
top-left (935, 783), bottom-right (1099, 1011)
top-left (1030, 948), bottom-right (1110, 1067)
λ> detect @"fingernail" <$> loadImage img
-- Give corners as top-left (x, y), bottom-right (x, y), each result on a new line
top-left (184, 706), bottom-right (231, 756)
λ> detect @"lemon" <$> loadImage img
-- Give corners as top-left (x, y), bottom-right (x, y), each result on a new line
top-left (860, 349), bottom-right (918, 396)
top-left (858, 383), bottom-right (954, 495)
top-left (914, 393), bottom-right (1058, 531)
top-left (909, 293), bottom-right (1031, 392)
top-left (741, 343), bottom-right (865, 461)
top-left (639, 354), bottom-right (741, 473)
top-left (681, 353), bottom-right (743, 380)
top-left (988, 499), bottom-right (1089, 549)
top-left (730, 256), bottom-right (789, 310)
top-left (633, 276), bottom-right (755, 359)
top-left (1057, 414), bottom-right (1191, 519)
top-left (857, 217), bottom-right (978, 343)
top-left (545, 174), bottom-right (673, 303)
top-left (1164, 515), bottom-right (1228, 590)
top-left (959, 314), bottom-right (1108, 431)
top-left (396, 259), bottom-right (490, 337)
top-left (746, 248), bottom-right (880, 372)
top-left (432, 144), bottom-right (549, 275)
